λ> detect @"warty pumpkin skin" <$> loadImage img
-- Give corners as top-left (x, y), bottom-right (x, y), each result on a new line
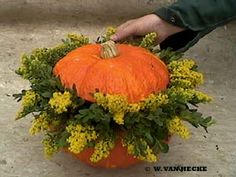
top-left (53, 42), bottom-right (169, 103)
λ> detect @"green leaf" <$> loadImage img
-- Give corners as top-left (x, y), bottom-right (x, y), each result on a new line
top-left (41, 91), bottom-right (52, 98)
top-left (180, 109), bottom-right (215, 130)
top-left (139, 140), bottom-right (147, 152)
top-left (74, 103), bottom-right (112, 125)
top-left (155, 139), bottom-right (169, 153)
top-left (56, 131), bottom-right (70, 148)
top-left (144, 131), bottom-right (154, 144)
top-left (157, 48), bottom-right (183, 64)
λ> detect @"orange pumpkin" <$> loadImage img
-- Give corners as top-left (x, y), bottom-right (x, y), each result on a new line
top-left (65, 139), bottom-right (141, 168)
top-left (53, 41), bottom-right (169, 168)
top-left (54, 41), bottom-right (169, 103)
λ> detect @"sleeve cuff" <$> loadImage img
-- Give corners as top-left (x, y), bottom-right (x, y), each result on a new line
top-left (154, 7), bottom-right (188, 30)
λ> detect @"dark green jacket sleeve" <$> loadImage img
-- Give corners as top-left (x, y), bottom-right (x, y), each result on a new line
top-left (154, 0), bottom-right (236, 52)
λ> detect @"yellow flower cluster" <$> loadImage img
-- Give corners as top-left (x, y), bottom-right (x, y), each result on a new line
top-left (168, 87), bottom-right (193, 102)
top-left (169, 59), bottom-right (195, 69)
top-left (168, 87), bottom-right (212, 103)
top-left (42, 137), bottom-right (58, 158)
top-left (125, 141), bottom-right (157, 162)
top-left (127, 103), bottom-right (141, 112)
top-left (138, 146), bottom-right (158, 162)
top-left (66, 124), bottom-right (98, 154)
top-left (94, 92), bottom-right (168, 124)
top-left (90, 140), bottom-right (114, 163)
top-left (168, 59), bottom-right (203, 88)
top-left (94, 93), bottom-right (129, 124)
top-left (126, 143), bottom-right (135, 155)
top-left (194, 90), bottom-right (212, 102)
top-left (67, 33), bottom-right (85, 42)
top-left (140, 32), bottom-right (157, 49)
top-left (22, 90), bottom-right (39, 108)
top-left (104, 27), bottom-right (117, 41)
top-left (113, 112), bottom-right (125, 125)
top-left (141, 93), bottom-right (169, 111)
top-left (49, 91), bottom-right (72, 114)
top-left (167, 116), bottom-right (190, 139)
top-left (29, 112), bottom-right (50, 135)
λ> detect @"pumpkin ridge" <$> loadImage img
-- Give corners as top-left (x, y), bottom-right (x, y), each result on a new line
top-left (117, 45), bottom-right (169, 95)
top-left (78, 58), bottom-right (101, 97)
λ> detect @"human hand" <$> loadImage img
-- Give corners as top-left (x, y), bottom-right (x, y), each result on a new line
top-left (111, 14), bottom-right (185, 44)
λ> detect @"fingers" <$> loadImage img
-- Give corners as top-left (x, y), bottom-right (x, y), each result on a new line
top-left (111, 14), bottom-right (179, 44)
top-left (111, 22), bottom-right (138, 41)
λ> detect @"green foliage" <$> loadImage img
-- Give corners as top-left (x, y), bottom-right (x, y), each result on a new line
top-left (14, 34), bottom-right (89, 119)
top-left (14, 31), bottom-right (214, 161)
top-left (73, 103), bottom-right (115, 140)
top-left (158, 48), bottom-right (184, 64)
top-left (55, 130), bottom-right (70, 148)
top-left (180, 109), bottom-right (215, 131)
top-left (123, 108), bottom-right (169, 154)
top-left (16, 34), bottom-right (89, 84)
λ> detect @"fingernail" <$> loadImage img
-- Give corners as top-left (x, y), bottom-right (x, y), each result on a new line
top-left (110, 34), bottom-right (117, 41)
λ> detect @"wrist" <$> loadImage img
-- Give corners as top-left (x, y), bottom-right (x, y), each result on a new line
top-left (151, 14), bottom-right (185, 41)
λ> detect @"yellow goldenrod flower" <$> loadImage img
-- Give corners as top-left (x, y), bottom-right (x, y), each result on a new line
top-left (90, 140), bottom-right (114, 163)
top-left (94, 92), bottom-right (168, 123)
top-left (126, 143), bottom-right (135, 155)
top-left (125, 141), bottom-right (158, 162)
top-left (94, 92), bottom-right (128, 113)
top-left (141, 93), bottom-right (168, 111)
top-left (29, 112), bottom-right (50, 135)
top-left (106, 94), bottom-right (128, 113)
top-left (168, 59), bottom-right (203, 88)
top-left (66, 124), bottom-right (98, 154)
top-left (93, 92), bottom-right (107, 108)
top-left (22, 90), bottom-right (39, 108)
top-left (49, 91), bottom-right (72, 114)
top-left (168, 87), bottom-right (194, 102)
top-left (168, 87), bottom-right (212, 103)
top-left (42, 137), bottom-right (58, 159)
top-left (94, 92), bottom-right (128, 124)
top-left (167, 116), bottom-right (190, 139)
top-left (193, 90), bottom-right (212, 102)
top-left (140, 32), bottom-right (157, 49)
top-left (138, 146), bottom-right (158, 162)
top-left (168, 59), bottom-right (195, 70)
top-left (127, 103), bottom-right (141, 112)
top-left (67, 33), bottom-right (88, 42)
top-left (113, 112), bottom-right (125, 125)
top-left (104, 27), bottom-right (117, 41)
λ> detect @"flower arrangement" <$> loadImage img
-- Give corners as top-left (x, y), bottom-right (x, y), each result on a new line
top-left (14, 27), bottom-right (215, 168)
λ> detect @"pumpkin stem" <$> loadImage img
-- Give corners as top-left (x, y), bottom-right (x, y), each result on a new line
top-left (101, 40), bottom-right (119, 59)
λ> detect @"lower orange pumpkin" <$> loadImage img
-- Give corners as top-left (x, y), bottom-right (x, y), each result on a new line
top-left (64, 139), bottom-right (141, 168)
top-left (63, 136), bottom-right (171, 168)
